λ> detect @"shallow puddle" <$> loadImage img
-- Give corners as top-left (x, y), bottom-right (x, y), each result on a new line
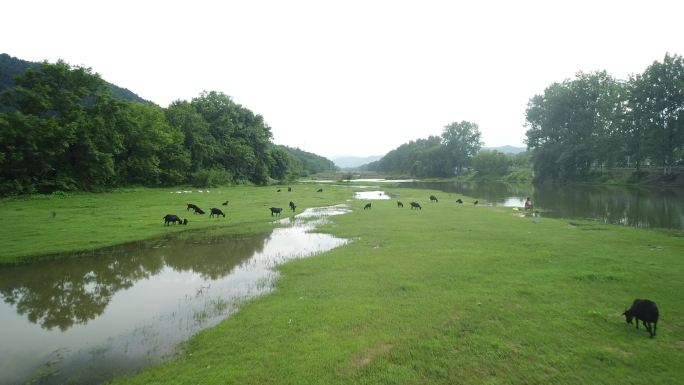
top-left (354, 191), bottom-right (391, 200)
top-left (0, 205), bottom-right (350, 385)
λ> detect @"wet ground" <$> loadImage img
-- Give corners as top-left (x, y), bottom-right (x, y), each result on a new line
top-left (0, 205), bottom-right (350, 385)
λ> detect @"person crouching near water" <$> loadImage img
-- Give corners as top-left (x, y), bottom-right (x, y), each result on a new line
top-left (524, 197), bottom-right (533, 210)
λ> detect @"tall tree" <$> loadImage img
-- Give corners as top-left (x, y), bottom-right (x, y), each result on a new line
top-left (190, 91), bottom-right (273, 184)
top-left (630, 53), bottom-right (684, 175)
top-left (525, 71), bottom-right (625, 182)
top-left (115, 103), bottom-right (190, 185)
top-left (472, 150), bottom-right (510, 179)
top-left (0, 60), bottom-right (123, 192)
top-left (441, 121), bottom-right (483, 174)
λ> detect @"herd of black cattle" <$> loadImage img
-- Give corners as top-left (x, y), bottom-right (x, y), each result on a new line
top-left (161, 188), bottom-right (661, 338)
top-left (162, 191), bottom-right (482, 226)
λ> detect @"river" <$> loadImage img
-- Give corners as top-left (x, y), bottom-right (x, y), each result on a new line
top-left (398, 181), bottom-right (684, 230)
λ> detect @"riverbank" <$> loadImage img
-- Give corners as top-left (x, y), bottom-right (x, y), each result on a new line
top-left (111, 187), bottom-right (683, 384)
top-left (2, 185), bottom-right (683, 384)
top-left (0, 185), bottom-right (349, 264)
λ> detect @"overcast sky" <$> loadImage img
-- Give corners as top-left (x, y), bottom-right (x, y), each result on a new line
top-left (2, 0), bottom-right (683, 158)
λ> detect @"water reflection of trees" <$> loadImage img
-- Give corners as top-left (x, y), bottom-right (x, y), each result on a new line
top-left (0, 232), bottom-right (268, 331)
top-left (400, 181), bottom-right (533, 202)
top-left (534, 185), bottom-right (684, 229)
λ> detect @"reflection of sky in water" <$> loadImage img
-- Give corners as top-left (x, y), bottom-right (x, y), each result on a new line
top-left (302, 179), bottom-right (415, 183)
top-left (502, 197), bottom-right (527, 207)
top-left (0, 206), bottom-right (350, 385)
top-left (354, 191), bottom-right (391, 200)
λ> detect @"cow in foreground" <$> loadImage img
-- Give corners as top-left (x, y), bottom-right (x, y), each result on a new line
top-left (363, 203), bottom-right (372, 210)
top-left (289, 201), bottom-right (296, 212)
top-left (430, 195), bottom-right (438, 203)
top-left (270, 207), bottom-right (283, 216)
top-left (210, 208), bottom-right (225, 218)
top-left (397, 201), bottom-right (404, 208)
top-left (410, 202), bottom-right (422, 210)
top-left (623, 299), bottom-right (659, 338)
top-left (163, 214), bottom-right (183, 226)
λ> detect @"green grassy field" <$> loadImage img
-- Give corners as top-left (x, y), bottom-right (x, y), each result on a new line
top-left (0, 184), bottom-right (349, 264)
top-left (2, 185), bottom-right (683, 384)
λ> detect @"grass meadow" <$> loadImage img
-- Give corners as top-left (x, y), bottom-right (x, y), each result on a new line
top-left (1, 184), bottom-right (683, 384)
top-left (0, 184), bottom-right (349, 264)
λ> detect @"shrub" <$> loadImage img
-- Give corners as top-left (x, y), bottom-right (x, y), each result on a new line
top-left (191, 167), bottom-right (233, 187)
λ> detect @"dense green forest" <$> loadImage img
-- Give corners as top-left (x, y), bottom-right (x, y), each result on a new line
top-left (0, 57), bottom-right (336, 195)
top-left (0, 53), bottom-right (150, 104)
top-left (525, 53), bottom-right (684, 183)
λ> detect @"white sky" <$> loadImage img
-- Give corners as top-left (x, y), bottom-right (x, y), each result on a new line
top-left (2, 0), bottom-right (683, 158)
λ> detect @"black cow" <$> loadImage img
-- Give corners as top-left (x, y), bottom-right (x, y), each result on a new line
top-left (473, 200), bottom-right (479, 205)
top-left (397, 201), bottom-right (404, 208)
top-left (183, 218), bottom-right (188, 225)
top-left (277, 189), bottom-right (281, 192)
top-left (163, 214), bottom-right (183, 226)
top-left (187, 203), bottom-right (199, 211)
top-left (363, 203), bottom-right (372, 210)
top-left (623, 299), bottom-right (659, 338)
top-left (270, 207), bottom-right (283, 216)
top-left (430, 195), bottom-right (438, 203)
top-left (210, 208), bottom-right (225, 218)
top-left (316, 188), bottom-right (323, 192)
top-left (410, 202), bottom-right (422, 210)
top-left (289, 201), bottom-right (296, 212)
top-left (456, 198), bottom-right (463, 204)
top-left (193, 206), bottom-right (205, 215)
top-left (288, 187), bottom-right (292, 192)
top-left (222, 200), bottom-right (229, 206)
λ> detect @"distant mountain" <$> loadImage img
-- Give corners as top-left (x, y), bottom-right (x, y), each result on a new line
top-left (0, 53), bottom-right (152, 104)
top-left (483, 145), bottom-right (526, 154)
top-left (332, 155), bottom-right (382, 168)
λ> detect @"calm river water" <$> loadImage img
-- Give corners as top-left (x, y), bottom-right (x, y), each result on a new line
top-left (0, 205), bottom-right (349, 385)
top-left (399, 181), bottom-right (684, 230)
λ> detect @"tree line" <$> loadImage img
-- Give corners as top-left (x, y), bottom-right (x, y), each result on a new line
top-left (364, 121), bottom-right (528, 180)
top-left (525, 53), bottom-right (684, 183)
top-left (0, 60), bottom-right (336, 195)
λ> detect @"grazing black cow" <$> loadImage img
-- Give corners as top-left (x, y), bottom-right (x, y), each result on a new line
top-left (623, 299), bottom-right (659, 338)
top-left (456, 198), bottom-right (463, 204)
top-left (397, 201), bottom-right (404, 208)
top-left (316, 188), bottom-right (323, 192)
top-left (183, 218), bottom-right (188, 225)
top-left (410, 202), bottom-right (422, 210)
top-left (288, 187), bottom-right (292, 192)
top-left (473, 200), bottom-right (479, 205)
top-left (289, 201), bottom-right (296, 212)
top-left (210, 208), bottom-right (225, 218)
top-left (430, 195), bottom-right (438, 203)
top-left (222, 200), bottom-right (229, 206)
top-left (193, 206), bottom-right (205, 215)
top-left (364, 203), bottom-right (372, 210)
top-left (187, 203), bottom-right (200, 211)
top-left (163, 214), bottom-right (183, 226)
top-left (277, 189), bottom-right (281, 192)
top-left (270, 207), bottom-right (283, 216)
